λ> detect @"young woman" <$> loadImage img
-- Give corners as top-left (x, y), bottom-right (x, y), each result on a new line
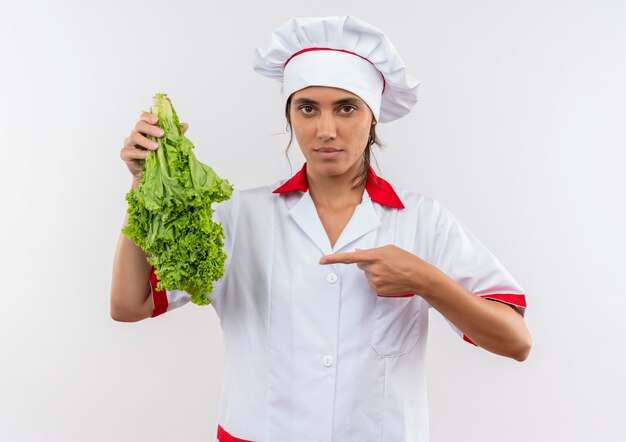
top-left (111, 15), bottom-right (531, 442)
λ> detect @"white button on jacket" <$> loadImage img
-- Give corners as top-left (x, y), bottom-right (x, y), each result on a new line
top-left (321, 355), bottom-right (334, 367)
top-left (149, 164), bottom-right (527, 442)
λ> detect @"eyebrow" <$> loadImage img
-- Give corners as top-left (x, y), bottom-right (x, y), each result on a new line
top-left (292, 97), bottom-right (364, 106)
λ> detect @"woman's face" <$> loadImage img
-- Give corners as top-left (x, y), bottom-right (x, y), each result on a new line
top-left (289, 86), bottom-right (375, 182)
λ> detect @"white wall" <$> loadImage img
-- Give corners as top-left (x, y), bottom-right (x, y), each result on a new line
top-left (1, 0), bottom-right (625, 441)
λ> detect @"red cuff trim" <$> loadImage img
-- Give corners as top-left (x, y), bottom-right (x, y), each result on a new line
top-left (377, 293), bottom-right (414, 298)
top-left (463, 334), bottom-right (477, 346)
top-left (217, 425), bottom-right (253, 442)
top-left (480, 293), bottom-right (527, 308)
top-left (149, 268), bottom-right (168, 318)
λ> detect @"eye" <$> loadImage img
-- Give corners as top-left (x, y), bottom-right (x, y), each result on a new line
top-left (299, 105), bottom-right (315, 115)
top-left (339, 105), bottom-right (356, 114)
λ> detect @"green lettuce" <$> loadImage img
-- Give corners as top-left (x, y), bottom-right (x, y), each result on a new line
top-left (122, 93), bottom-right (233, 305)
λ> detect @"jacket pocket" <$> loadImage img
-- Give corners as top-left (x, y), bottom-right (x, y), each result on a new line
top-left (370, 295), bottom-right (422, 358)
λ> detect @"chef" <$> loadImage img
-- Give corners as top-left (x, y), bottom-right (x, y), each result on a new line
top-left (112, 15), bottom-right (531, 442)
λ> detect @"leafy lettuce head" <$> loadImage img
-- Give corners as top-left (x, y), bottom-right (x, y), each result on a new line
top-left (123, 93), bottom-right (233, 305)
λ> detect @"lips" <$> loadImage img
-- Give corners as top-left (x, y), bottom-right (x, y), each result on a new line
top-left (313, 147), bottom-right (342, 160)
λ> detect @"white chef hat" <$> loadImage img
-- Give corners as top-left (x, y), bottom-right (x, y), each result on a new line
top-left (253, 15), bottom-right (420, 123)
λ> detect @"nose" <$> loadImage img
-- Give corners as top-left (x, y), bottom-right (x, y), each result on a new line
top-left (316, 112), bottom-right (337, 141)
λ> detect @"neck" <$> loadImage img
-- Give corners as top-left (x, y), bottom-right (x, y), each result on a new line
top-left (306, 163), bottom-right (366, 209)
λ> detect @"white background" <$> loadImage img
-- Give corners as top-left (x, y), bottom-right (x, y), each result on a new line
top-left (1, 0), bottom-right (625, 441)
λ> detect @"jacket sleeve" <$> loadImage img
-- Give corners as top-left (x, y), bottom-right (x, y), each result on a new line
top-left (425, 198), bottom-right (527, 343)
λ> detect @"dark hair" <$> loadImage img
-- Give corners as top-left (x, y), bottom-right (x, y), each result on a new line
top-left (284, 95), bottom-right (383, 190)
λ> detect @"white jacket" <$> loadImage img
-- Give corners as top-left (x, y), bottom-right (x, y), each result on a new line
top-left (149, 164), bottom-right (526, 442)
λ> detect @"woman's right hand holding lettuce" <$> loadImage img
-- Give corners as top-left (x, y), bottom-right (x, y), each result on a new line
top-left (120, 113), bottom-right (188, 186)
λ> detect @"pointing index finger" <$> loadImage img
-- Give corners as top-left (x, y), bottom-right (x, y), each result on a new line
top-left (319, 250), bottom-right (376, 265)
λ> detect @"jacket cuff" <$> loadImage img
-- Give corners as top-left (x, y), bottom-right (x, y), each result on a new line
top-left (149, 268), bottom-right (169, 318)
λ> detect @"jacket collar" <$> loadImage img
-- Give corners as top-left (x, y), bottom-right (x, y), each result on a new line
top-left (272, 163), bottom-right (405, 209)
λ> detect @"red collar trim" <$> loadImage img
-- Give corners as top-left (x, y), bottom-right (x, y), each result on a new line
top-left (272, 163), bottom-right (405, 209)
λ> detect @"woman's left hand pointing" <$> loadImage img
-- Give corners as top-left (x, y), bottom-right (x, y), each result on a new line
top-left (319, 245), bottom-right (441, 297)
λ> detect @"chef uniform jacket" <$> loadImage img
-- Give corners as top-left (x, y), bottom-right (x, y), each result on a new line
top-left (148, 163), bottom-right (527, 442)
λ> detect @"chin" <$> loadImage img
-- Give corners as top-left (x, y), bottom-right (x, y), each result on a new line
top-left (308, 159), bottom-right (354, 177)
